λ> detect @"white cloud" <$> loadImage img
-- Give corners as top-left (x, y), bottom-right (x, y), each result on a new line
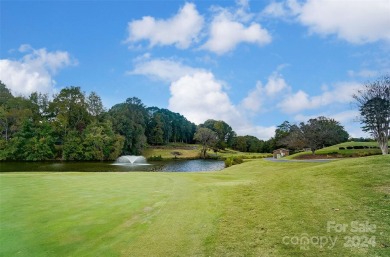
top-left (264, 72), bottom-right (289, 96)
top-left (242, 81), bottom-right (264, 112)
top-left (294, 110), bottom-right (359, 124)
top-left (202, 10), bottom-right (271, 54)
top-left (129, 58), bottom-right (203, 82)
top-left (298, 0), bottom-right (390, 44)
top-left (347, 69), bottom-right (379, 78)
top-left (242, 72), bottom-right (289, 112)
top-left (167, 71), bottom-right (276, 140)
top-left (278, 82), bottom-right (361, 113)
top-left (168, 71), bottom-right (241, 124)
top-left (262, 0), bottom-right (301, 18)
top-left (126, 3), bottom-right (204, 49)
top-left (129, 57), bottom-right (279, 140)
top-left (235, 124), bottom-right (277, 140)
top-left (263, 0), bottom-right (390, 44)
top-left (278, 90), bottom-right (311, 113)
top-left (0, 45), bottom-right (76, 96)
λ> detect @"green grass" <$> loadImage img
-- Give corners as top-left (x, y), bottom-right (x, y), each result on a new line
top-left (289, 141), bottom-right (388, 159)
top-left (143, 143), bottom-right (201, 159)
top-left (1, 156), bottom-right (389, 256)
top-left (143, 143), bottom-right (272, 160)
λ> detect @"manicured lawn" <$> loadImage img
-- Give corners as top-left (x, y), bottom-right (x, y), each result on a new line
top-left (143, 143), bottom-right (272, 160)
top-left (143, 143), bottom-right (210, 159)
top-left (1, 156), bottom-right (389, 256)
top-left (289, 141), bottom-right (389, 159)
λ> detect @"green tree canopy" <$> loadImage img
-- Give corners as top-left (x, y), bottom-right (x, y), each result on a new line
top-left (194, 127), bottom-right (217, 159)
top-left (354, 75), bottom-right (390, 155)
top-left (200, 119), bottom-right (236, 150)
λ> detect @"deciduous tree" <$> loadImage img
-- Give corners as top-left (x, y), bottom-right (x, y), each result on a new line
top-left (354, 75), bottom-right (390, 154)
top-left (194, 127), bottom-right (217, 159)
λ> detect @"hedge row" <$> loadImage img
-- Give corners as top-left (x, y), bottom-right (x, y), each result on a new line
top-left (339, 146), bottom-right (381, 150)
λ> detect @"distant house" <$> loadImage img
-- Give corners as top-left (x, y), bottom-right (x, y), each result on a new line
top-left (273, 148), bottom-right (290, 159)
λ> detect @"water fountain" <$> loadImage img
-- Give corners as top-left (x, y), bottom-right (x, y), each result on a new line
top-left (114, 155), bottom-right (148, 165)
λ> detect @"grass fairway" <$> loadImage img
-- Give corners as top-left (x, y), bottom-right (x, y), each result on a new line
top-left (1, 156), bottom-right (389, 256)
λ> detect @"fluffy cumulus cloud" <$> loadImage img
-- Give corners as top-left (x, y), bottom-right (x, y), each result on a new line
top-left (126, 1), bottom-right (271, 54)
top-left (242, 72), bottom-right (289, 112)
top-left (278, 82), bottom-right (362, 113)
top-left (262, 0), bottom-right (301, 18)
top-left (263, 0), bottom-right (390, 44)
top-left (0, 44), bottom-right (76, 96)
top-left (167, 71), bottom-right (276, 139)
top-left (168, 72), bottom-right (241, 125)
top-left (294, 110), bottom-right (359, 124)
top-left (129, 57), bottom-right (203, 82)
top-left (202, 4), bottom-right (271, 54)
top-left (129, 57), bottom-right (292, 139)
top-left (235, 124), bottom-right (277, 140)
top-left (126, 3), bottom-right (204, 49)
top-left (299, 0), bottom-right (390, 43)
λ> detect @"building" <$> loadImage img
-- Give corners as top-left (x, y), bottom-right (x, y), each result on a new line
top-left (273, 148), bottom-right (290, 159)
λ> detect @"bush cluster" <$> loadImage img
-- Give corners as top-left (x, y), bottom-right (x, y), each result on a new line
top-left (224, 156), bottom-right (243, 168)
top-left (147, 155), bottom-right (163, 161)
top-left (339, 145), bottom-right (382, 151)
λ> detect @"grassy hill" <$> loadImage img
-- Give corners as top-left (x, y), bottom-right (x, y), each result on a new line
top-left (1, 155), bottom-right (389, 256)
top-left (143, 143), bottom-right (272, 160)
top-left (289, 141), bottom-right (388, 159)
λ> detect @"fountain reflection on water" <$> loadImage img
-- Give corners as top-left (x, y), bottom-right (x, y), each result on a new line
top-left (113, 155), bottom-right (150, 165)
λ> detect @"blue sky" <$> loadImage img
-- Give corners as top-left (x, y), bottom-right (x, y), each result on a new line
top-left (1, 0), bottom-right (389, 139)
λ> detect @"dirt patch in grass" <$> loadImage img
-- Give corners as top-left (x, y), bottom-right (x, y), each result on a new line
top-left (375, 185), bottom-right (390, 195)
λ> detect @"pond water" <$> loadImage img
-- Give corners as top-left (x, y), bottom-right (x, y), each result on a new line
top-left (0, 159), bottom-right (225, 173)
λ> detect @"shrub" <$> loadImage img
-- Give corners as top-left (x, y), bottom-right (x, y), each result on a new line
top-left (171, 151), bottom-right (182, 158)
top-left (232, 156), bottom-right (243, 165)
top-left (224, 156), bottom-right (244, 168)
top-left (225, 158), bottom-right (233, 167)
top-left (148, 155), bottom-right (163, 161)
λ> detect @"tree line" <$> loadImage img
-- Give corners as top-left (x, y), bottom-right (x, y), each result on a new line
top-left (0, 83), bottom-right (196, 161)
top-left (1, 74), bottom-right (388, 160)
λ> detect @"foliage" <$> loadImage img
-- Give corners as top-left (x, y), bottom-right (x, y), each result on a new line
top-left (3, 120), bottom-right (55, 161)
top-left (0, 84), bottom-right (124, 161)
top-left (147, 155), bottom-right (163, 161)
top-left (281, 116), bottom-right (349, 154)
top-left (224, 156), bottom-right (243, 167)
top-left (354, 75), bottom-right (389, 154)
top-left (193, 127), bottom-right (217, 159)
top-left (231, 135), bottom-right (268, 153)
top-left (49, 86), bottom-right (91, 138)
top-left (83, 121), bottom-right (125, 161)
top-left (146, 107), bottom-right (196, 145)
top-left (200, 119), bottom-right (236, 150)
top-left (87, 91), bottom-right (105, 119)
top-left (108, 97), bottom-right (148, 155)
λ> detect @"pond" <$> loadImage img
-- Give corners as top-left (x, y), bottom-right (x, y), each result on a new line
top-left (0, 159), bottom-right (225, 173)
